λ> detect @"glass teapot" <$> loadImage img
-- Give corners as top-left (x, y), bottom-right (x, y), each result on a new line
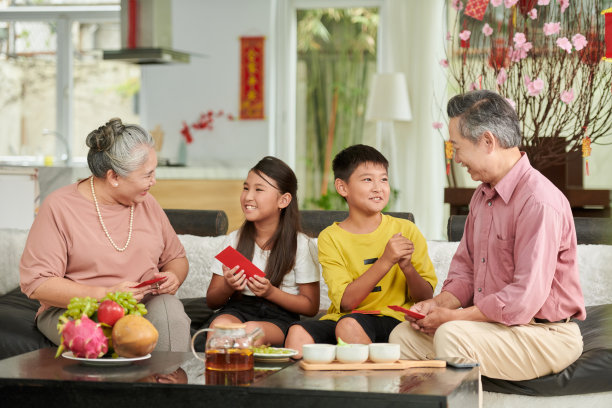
top-left (191, 323), bottom-right (263, 371)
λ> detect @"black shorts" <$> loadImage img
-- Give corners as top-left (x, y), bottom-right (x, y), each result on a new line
top-left (213, 295), bottom-right (300, 336)
top-left (291, 313), bottom-right (401, 344)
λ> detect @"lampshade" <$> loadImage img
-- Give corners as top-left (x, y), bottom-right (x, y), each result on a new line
top-left (365, 73), bottom-right (412, 122)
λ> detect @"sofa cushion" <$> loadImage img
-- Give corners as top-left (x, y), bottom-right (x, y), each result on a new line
top-left (0, 288), bottom-right (54, 360)
top-left (482, 304), bottom-right (612, 395)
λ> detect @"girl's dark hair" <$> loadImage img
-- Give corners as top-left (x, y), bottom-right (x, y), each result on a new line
top-left (236, 156), bottom-right (301, 287)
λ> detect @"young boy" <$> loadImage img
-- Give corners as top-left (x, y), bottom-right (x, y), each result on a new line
top-left (285, 144), bottom-right (436, 356)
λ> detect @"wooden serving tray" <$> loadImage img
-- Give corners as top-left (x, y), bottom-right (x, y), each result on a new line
top-left (299, 359), bottom-right (446, 371)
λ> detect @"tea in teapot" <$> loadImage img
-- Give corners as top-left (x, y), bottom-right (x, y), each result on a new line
top-left (191, 322), bottom-right (263, 371)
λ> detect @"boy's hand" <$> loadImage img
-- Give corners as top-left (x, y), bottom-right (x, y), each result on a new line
top-left (381, 233), bottom-right (414, 266)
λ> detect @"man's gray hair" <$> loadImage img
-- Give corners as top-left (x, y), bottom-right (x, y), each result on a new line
top-left (86, 118), bottom-right (155, 178)
top-left (447, 90), bottom-right (522, 148)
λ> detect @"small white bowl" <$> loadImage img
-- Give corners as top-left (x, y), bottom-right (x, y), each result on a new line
top-left (368, 343), bottom-right (400, 363)
top-left (336, 344), bottom-right (369, 364)
top-left (302, 344), bottom-right (336, 364)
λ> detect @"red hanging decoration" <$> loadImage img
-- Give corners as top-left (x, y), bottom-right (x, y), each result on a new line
top-left (465, 0), bottom-right (490, 21)
top-left (582, 135), bottom-right (592, 176)
top-left (445, 141), bottom-right (454, 175)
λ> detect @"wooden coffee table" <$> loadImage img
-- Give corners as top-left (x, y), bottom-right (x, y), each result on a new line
top-left (0, 348), bottom-right (479, 408)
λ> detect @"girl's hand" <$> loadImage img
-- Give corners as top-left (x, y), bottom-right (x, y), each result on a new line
top-left (222, 265), bottom-right (247, 291)
top-left (246, 275), bottom-right (273, 298)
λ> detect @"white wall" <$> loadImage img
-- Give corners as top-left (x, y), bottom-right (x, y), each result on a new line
top-left (141, 0), bottom-right (274, 168)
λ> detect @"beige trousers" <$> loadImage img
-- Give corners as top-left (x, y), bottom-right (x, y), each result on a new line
top-left (38, 293), bottom-right (191, 352)
top-left (389, 320), bottom-right (583, 381)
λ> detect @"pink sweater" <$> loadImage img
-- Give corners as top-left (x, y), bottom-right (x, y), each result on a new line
top-left (20, 180), bottom-right (186, 316)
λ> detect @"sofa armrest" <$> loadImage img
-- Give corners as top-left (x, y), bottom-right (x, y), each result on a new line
top-left (164, 209), bottom-right (228, 237)
top-left (447, 215), bottom-right (612, 245)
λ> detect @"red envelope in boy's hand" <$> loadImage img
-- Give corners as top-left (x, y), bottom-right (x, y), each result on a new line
top-left (388, 305), bottom-right (426, 320)
top-left (215, 246), bottom-right (266, 279)
top-left (351, 309), bottom-right (381, 315)
top-left (131, 276), bottom-right (167, 288)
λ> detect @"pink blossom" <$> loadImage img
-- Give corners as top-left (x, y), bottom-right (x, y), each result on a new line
top-left (451, 0), bottom-right (463, 11)
top-left (497, 68), bottom-right (508, 86)
top-left (537, 0), bottom-right (550, 5)
top-left (528, 9), bottom-right (537, 19)
top-left (558, 0), bottom-right (569, 13)
top-left (572, 34), bottom-right (588, 51)
top-left (491, 0), bottom-right (503, 6)
top-left (505, 98), bottom-right (516, 110)
top-left (482, 23), bottom-right (493, 37)
top-left (432, 122), bottom-right (443, 130)
top-left (511, 33), bottom-right (533, 61)
top-left (459, 30), bottom-right (471, 42)
top-left (505, 0), bottom-right (519, 8)
top-left (556, 37), bottom-right (573, 53)
top-left (560, 89), bottom-right (575, 104)
top-left (439, 59), bottom-right (449, 68)
top-left (543, 22), bottom-right (561, 36)
top-left (514, 32), bottom-right (527, 46)
top-left (526, 77), bottom-right (545, 96)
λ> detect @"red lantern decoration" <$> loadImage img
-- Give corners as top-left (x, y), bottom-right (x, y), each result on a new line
top-left (488, 38), bottom-right (510, 71)
top-left (603, 7), bottom-right (612, 61)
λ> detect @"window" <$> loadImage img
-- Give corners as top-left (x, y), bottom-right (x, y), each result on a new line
top-left (0, 3), bottom-right (139, 164)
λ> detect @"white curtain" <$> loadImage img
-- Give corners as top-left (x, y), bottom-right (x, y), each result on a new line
top-left (378, 0), bottom-right (448, 240)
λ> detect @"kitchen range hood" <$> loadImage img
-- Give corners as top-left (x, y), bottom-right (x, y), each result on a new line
top-left (103, 0), bottom-right (189, 64)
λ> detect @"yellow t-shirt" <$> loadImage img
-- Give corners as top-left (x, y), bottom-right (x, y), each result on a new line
top-left (318, 214), bottom-right (437, 322)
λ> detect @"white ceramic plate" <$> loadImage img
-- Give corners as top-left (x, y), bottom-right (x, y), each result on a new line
top-left (253, 347), bottom-right (298, 362)
top-left (62, 351), bottom-right (151, 366)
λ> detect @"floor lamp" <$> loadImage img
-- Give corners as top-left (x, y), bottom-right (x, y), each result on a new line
top-left (365, 73), bottom-right (413, 210)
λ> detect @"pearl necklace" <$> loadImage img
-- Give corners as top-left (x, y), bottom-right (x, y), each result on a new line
top-left (90, 176), bottom-right (133, 252)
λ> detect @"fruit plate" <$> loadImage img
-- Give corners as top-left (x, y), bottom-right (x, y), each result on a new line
top-left (253, 347), bottom-right (298, 362)
top-left (62, 351), bottom-right (151, 366)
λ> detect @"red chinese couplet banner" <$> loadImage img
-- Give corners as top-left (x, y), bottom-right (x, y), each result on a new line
top-left (605, 11), bottom-right (612, 61)
top-left (240, 36), bottom-right (265, 120)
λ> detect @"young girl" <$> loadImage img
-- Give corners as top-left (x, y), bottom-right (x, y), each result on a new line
top-left (206, 156), bottom-right (320, 346)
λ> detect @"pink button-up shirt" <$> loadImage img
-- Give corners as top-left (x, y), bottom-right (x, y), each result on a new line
top-left (443, 153), bottom-right (586, 325)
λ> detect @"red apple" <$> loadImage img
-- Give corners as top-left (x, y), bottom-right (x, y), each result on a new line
top-left (97, 300), bottom-right (125, 326)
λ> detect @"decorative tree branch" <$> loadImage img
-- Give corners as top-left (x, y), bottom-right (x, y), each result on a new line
top-left (445, 0), bottom-right (612, 171)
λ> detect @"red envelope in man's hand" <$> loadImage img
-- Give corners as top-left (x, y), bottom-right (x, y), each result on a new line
top-left (215, 246), bottom-right (266, 279)
top-left (388, 305), bottom-right (426, 320)
top-left (131, 276), bottom-right (167, 288)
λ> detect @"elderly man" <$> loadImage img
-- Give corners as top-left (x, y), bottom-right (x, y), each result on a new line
top-left (390, 90), bottom-right (585, 381)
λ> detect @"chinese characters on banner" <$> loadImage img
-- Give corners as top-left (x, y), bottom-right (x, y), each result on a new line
top-left (240, 36), bottom-right (265, 120)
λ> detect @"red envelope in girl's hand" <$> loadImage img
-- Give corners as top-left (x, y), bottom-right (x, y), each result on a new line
top-left (388, 305), bottom-right (426, 320)
top-left (215, 246), bottom-right (266, 279)
top-left (132, 276), bottom-right (167, 288)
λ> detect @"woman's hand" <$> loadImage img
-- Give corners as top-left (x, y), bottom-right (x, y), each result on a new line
top-left (246, 275), bottom-right (273, 298)
top-left (152, 272), bottom-right (180, 295)
top-left (222, 265), bottom-right (247, 291)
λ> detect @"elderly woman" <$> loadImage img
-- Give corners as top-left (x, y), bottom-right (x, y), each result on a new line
top-left (20, 118), bottom-right (190, 352)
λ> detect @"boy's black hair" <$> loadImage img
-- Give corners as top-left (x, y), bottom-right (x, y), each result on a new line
top-left (332, 144), bottom-right (389, 182)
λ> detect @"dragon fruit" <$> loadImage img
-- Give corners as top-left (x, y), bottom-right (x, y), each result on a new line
top-left (56, 315), bottom-right (108, 359)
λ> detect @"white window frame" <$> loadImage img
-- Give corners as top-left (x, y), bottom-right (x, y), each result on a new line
top-left (0, 6), bottom-right (120, 159)
top-left (274, 0), bottom-right (387, 169)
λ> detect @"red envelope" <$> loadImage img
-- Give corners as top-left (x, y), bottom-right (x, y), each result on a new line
top-left (388, 305), bottom-right (426, 320)
top-left (131, 276), bottom-right (167, 288)
top-left (351, 309), bottom-right (381, 315)
top-left (215, 246), bottom-right (266, 279)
